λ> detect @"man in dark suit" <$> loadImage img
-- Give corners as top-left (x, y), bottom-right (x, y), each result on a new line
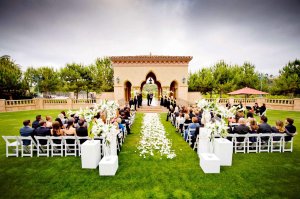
top-left (138, 93), bottom-right (142, 107)
top-left (149, 92), bottom-right (153, 105)
top-left (20, 120), bottom-right (34, 145)
top-left (133, 95), bottom-right (138, 110)
top-left (233, 118), bottom-right (250, 142)
top-left (257, 116), bottom-right (273, 142)
top-left (32, 115), bottom-right (41, 129)
top-left (147, 93), bottom-right (150, 106)
top-left (35, 120), bottom-right (51, 145)
top-left (76, 120), bottom-right (88, 144)
top-left (129, 97), bottom-right (134, 110)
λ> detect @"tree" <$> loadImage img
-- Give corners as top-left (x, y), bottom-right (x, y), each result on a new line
top-left (272, 60), bottom-right (300, 96)
top-left (23, 67), bottom-right (38, 95)
top-left (91, 57), bottom-right (114, 92)
top-left (0, 55), bottom-right (23, 99)
top-left (235, 62), bottom-right (260, 89)
top-left (35, 67), bottom-right (60, 96)
top-left (60, 63), bottom-right (86, 99)
top-left (212, 61), bottom-right (235, 98)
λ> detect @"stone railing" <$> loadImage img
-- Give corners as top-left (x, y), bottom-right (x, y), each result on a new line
top-left (6, 99), bottom-right (35, 106)
top-left (185, 97), bottom-right (300, 111)
top-left (72, 99), bottom-right (96, 104)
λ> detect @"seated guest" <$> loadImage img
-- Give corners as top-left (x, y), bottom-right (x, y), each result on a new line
top-left (259, 103), bottom-right (267, 116)
top-left (35, 120), bottom-right (51, 145)
top-left (51, 121), bottom-right (65, 144)
top-left (20, 120), bottom-right (34, 145)
top-left (257, 116), bottom-right (273, 142)
top-left (253, 103), bottom-right (260, 114)
top-left (46, 116), bottom-right (53, 128)
top-left (58, 113), bottom-right (66, 125)
top-left (233, 118), bottom-right (250, 142)
top-left (237, 101), bottom-right (243, 109)
top-left (235, 110), bottom-right (244, 123)
top-left (32, 115), bottom-right (42, 129)
top-left (285, 118), bottom-right (296, 141)
top-left (64, 119), bottom-right (76, 136)
top-left (189, 108), bottom-right (195, 119)
top-left (76, 120), bottom-right (88, 136)
top-left (271, 120), bottom-right (287, 141)
top-left (249, 119), bottom-right (259, 142)
top-left (55, 118), bottom-right (65, 129)
top-left (184, 117), bottom-right (200, 141)
top-left (64, 118), bottom-right (76, 144)
top-left (176, 112), bottom-right (185, 133)
top-left (246, 111), bottom-right (254, 119)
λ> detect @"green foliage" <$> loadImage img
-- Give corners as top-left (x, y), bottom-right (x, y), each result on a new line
top-left (0, 55), bottom-right (23, 99)
top-left (272, 59), bottom-right (300, 96)
top-left (35, 67), bottom-right (60, 94)
top-left (60, 63), bottom-right (86, 98)
top-left (91, 57), bottom-right (114, 92)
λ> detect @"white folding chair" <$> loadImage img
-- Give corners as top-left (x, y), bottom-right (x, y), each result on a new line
top-left (270, 133), bottom-right (284, 153)
top-left (76, 136), bottom-right (89, 156)
top-left (49, 136), bottom-right (64, 157)
top-left (193, 134), bottom-right (199, 150)
top-left (259, 133), bottom-right (272, 153)
top-left (225, 134), bottom-right (236, 152)
top-left (283, 134), bottom-right (294, 152)
top-left (63, 136), bottom-right (77, 156)
top-left (2, 136), bottom-right (20, 157)
top-left (186, 128), bottom-right (196, 145)
top-left (247, 134), bottom-right (260, 153)
top-left (34, 136), bottom-right (50, 157)
top-left (234, 134), bottom-right (247, 153)
top-left (18, 136), bottom-right (37, 157)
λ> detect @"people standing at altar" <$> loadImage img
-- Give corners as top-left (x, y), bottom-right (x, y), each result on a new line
top-left (138, 93), bottom-right (142, 107)
top-left (147, 92), bottom-right (150, 106)
top-left (160, 95), bottom-right (163, 106)
top-left (129, 97), bottom-right (134, 110)
top-left (149, 92), bottom-right (153, 105)
top-left (133, 95), bottom-right (138, 110)
top-left (164, 96), bottom-right (167, 107)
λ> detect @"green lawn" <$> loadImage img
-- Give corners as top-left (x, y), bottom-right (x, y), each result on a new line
top-left (0, 110), bottom-right (300, 198)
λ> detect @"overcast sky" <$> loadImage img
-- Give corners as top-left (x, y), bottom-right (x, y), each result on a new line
top-left (0, 0), bottom-right (299, 75)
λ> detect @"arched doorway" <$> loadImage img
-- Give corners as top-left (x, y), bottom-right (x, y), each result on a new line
top-left (170, 80), bottom-right (178, 99)
top-left (140, 71), bottom-right (162, 100)
top-left (124, 81), bottom-right (132, 102)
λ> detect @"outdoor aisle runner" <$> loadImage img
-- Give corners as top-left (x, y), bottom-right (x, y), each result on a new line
top-left (137, 113), bottom-right (176, 159)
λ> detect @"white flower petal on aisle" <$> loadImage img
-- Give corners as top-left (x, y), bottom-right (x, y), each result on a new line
top-left (137, 113), bottom-right (176, 159)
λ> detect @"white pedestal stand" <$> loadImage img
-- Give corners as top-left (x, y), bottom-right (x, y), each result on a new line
top-left (199, 153), bottom-right (220, 173)
top-left (214, 138), bottom-right (233, 166)
top-left (81, 140), bottom-right (101, 169)
top-left (197, 128), bottom-right (213, 156)
top-left (99, 130), bottom-right (119, 176)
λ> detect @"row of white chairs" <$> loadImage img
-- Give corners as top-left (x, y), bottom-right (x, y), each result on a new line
top-left (2, 112), bottom-right (136, 158)
top-left (192, 133), bottom-right (295, 153)
top-left (224, 133), bottom-right (294, 153)
top-left (2, 135), bottom-right (105, 157)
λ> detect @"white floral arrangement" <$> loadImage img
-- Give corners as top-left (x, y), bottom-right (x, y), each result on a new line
top-left (137, 113), bottom-right (176, 159)
top-left (67, 100), bottom-right (119, 138)
top-left (206, 120), bottom-right (229, 141)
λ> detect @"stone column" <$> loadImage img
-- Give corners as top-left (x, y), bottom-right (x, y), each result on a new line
top-left (293, 98), bottom-right (300, 111)
top-left (34, 98), bottom-right (44, 110)
top-left (0, 99), bottom-right (6, 112)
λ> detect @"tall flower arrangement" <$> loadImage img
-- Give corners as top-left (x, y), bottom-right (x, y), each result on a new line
top-left (67, 100), bottom-right (119, 139)
top-left (196, 99), bottom-right (235, 140)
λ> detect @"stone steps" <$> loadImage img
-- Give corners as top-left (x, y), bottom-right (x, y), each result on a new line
top-left (137, 105), bottom-right (168, 113)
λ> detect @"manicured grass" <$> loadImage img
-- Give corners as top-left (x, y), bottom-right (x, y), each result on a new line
top-left (0, 110), bottom-right (299, 198)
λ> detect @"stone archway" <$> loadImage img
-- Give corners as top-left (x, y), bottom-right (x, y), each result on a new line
top-left (111, 55), bottom-right (192, 104)
top-left (170, 80), bottom-right (178, 99)
top-left (124, 81), bottom-right (132, 102)
top-left (140, 71), bottom-right (162, 98)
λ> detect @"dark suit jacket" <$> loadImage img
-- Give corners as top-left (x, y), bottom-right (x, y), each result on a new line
top-left (285, 124), bottom-right (296, 141)
top-left (20, 126), bottom-right (34, 145)
top-left (257, 123), bottom-right (272, 133)
top-left (35, 127), bottom-right (51, 145)
top-left (76, 127), bottom-right (88, 137)
top-left (32, 120), bottom-right (40, 129)
top-left (233, 124), bottom-right (250, 141)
